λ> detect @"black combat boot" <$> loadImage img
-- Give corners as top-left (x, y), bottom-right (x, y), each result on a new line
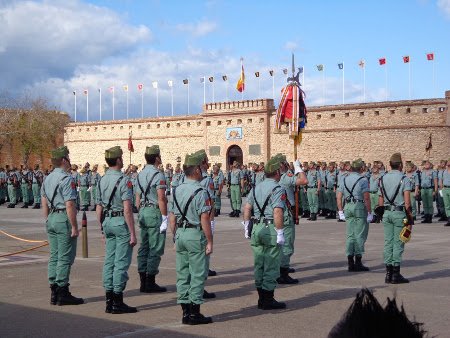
top-left (188, 303), bottom-right (212, 325)
top-left (181, 303), bottom-right (190, 324)
top-left (325, 211), bottom-right (335, 219)
top-left (214, 209), bottom-right (219, 217)
top-left (132, 206), bottom-right (139, 213)
top-left (111, 292), bottom-right (137, 314)
top-left (105, 291), bottom-right (113, 313)
top-left (7, 203), bottom-right (15, 208)
top-left (203, 289), bottom-right (216, 299)
top-left (234, 210), bottom-right (241, 218)
top-left (391, 266), bottom-right (409, 284)
top-left (145, 274), bottom-right (167, 293)
top-left (347, 255), bottom-right (355, 272)
top-left (229, 210), bottom-right (236, 217)
top-left (138, 272), bottom-right (147, 292)
top-left (21, 203), bottom-right (28, 208)
top-left (261, 289), bottom-right (286, 310)
top-left (438, 214), bottom-right (447, 221)
top-left (208, 269), bottom-right (217, 277)
top-left (50, 284), bottom-right (58, 305)
top-left (288, 267), bottom-right (295, 273)
top-left (385, 265), bottom-right (393, 284)
top-left (32, 203), bottom-right (40, 209)
top-left (421, 215), bottom-right (432, 223)
top-left (256, 288), bottom-right (263, 309)
top-left (277, 267), bottom-right (299, 284)
top-left (90, 205), bottom-right (97, 211)
top-left (445, 217), bottom-right (450, 227)
top-left (354, 255), bottom-right (370, 271)
top-left (302, 210), bottom-right (310, 219)
top-left (56, 285), bottom-right (84, 306)
top-left (217, 209), bottom-right (221, 216)
top-left (310, 213), bottom-right (317, 221)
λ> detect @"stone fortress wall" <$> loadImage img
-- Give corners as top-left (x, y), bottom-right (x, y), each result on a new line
top-left (64, 91), bottom-right (450, 173)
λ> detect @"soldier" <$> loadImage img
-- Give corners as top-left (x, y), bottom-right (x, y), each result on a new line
top-left (325, 162), bottom-right (338, 219)
top-left (229, 161), bottom-right (244, 217)
top-left (0, 167), bottom-right (7, 205)
top-left (277, 155), bottom-right (308, 284)
top-left (306, 161), bottom-right (320, 221)
top-left (96, 146), bottom-right (137, 314)
top-left (78, 168), bottom-right (90, 211)
top-left (242, 156), bottom-right (287, 310)
top-left (168, 152), bottom-right (213, 325)
top-left (90, 164), bottom-right (101, 211)
top-left (436, 161), bottom-right (447, 221)
top-left (135, 145), bottom-right (168, 294)
top-left (404, 162), bottom-right (419, 220)
top-left (212, 164), bottom-right (223, 216)
top-left (70, 164), bottom-right (80, 210)
top-left (300, 161), bottom-right (310, 219)
top-left (171, 163), bottom-right (183, 190)
top-left (41, 146), bottom-right (83, 306)
top-left (420, 160), bottom-right (438, 224)
top-left (440, 159), bottom-right (450, 226)
top-left (318, 162), bottom-right (329, 217)
top-left (7, 167), bottom-right (19, 208)
top-left (164, 163), bottom-right (173, 196)
top-left (336, 159), bottom-right (372, 272)
top-left (255, 162), bottom-right (266, 186)
top-left (20, 166), bottom-right (32, 208)
top-left (31, 164), bottom-right (43, 209)
top-left (369, 163), bottom-right (382, 223)
top-left (129, 165), bottom-right (139, 213)
top-left (336, 161), bottom-right (351, 222)
top-left (378, 153), bottom-right (413, 284)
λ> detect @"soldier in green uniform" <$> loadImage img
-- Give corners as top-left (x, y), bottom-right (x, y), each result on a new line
top-left (436, 161), bottom-right (447, 221)
top-left (229, 161), bottom-right (244, 217)
top-left (306, 161), bottom-right (320, 221)
top-left (135, 145), bottom-right (168, 293)
top-left (70, 164), bottom-right (80, 210)
top-left (0, 167), bottom-right (6, 205)
top-left (20, 166), bottom-right (32, 208)
top-left (7, 168), bottom-right (19, 208)
top-left (325, 162), bottom-right (338, 219)
top-left (90, 164), bottom-right (101, 211)
top-left (96, 146), bottom-right (137, 314)
top-left (212, 164), bottom-right (223, 217)
top-left (243, 156), bottom-right (287, 310)
top-left (336, 159), bottom-right (372, 272)
top-left (318, 162), bottom-right (329, 217)
top-left (420, 160), bottom-right (438, 223)
top-left (255, 162), bottom-right (266, 186)
top-left (378, 153), bottom-right (413, 284)
top-left (171, 163), bottom-right (183, 190)
top-left (369, 163), bottom-right (382, 223)
top-left (41, 146), bottom-right (84, 306)
top-left (78, 168), bottom-right (90, 211)
top-left (405, 162), bottom-right (419, 220)
top-left (277, 155), bottom-right (308, 284)
top-left (440, 159), bottom-right (450, 226)
top-left (300, 161), bottom-right (310, 219)
top-left (168, 152), bottom-right (213, 325)
top-left (31, 164), bottom-right (43, 209)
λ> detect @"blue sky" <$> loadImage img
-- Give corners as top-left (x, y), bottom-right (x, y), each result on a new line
top-left (1, 0), bottom-right (449, 121)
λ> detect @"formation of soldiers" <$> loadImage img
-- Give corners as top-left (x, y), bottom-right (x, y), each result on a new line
top-left (2, 148), bottom-right (449, 325)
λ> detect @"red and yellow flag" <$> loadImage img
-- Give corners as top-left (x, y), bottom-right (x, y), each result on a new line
top-left (236, 62), bottom-right (245, 92)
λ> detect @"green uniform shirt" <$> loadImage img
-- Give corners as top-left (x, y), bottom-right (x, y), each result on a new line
top-left (440, 170), bottom-right (450, 186)
top-left (279, 170), bottom-right (296, 206)
top-left (405, 172), bottom-right (419, 188)
top-left (136, 165), bottom-right (166, 205)
top-left (420, 169), bottom-right (436, 188)
top-left (230, 169), bottom-right (243, 185)
top-left (41, 168), bottom-right (77, 209)
top-left (247, 178), bottom-right (286, 220)
top-left (170, 178), bottom-right (211, 226)
top-left (90, 172), bottom-right (101, 186)
top-left (79, 173), bottom-right (90, 187)
top-left (171, 172), bottom-right (182, 188)
top-left (325, 171), bottom-right (337, 189)
top-left (337, 172), bottom-right (369, 201)
top-left (379, 170), bottom-right (413, 206)
top-left (255, 172), bottom-right (265, 186)
top-left (96, 169), bottom-right (133, 211)
top-left (369, 173), bottom-right (381, 193)
top-left (306, 170), bottom-right (319, 188)
top-left (200, 170), bottom-right (215, 197)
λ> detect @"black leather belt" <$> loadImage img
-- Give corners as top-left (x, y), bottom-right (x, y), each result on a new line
top-left (181, 223), bottom-right (200, 229)
top-left (444, 186), bottom-right (450, 188)
top-left (370, 191), bottom-right (378, 193)
top-left (107, 211), bottom-right (124, 217)
top-left (50, 209), bottom-right (66, 213)
top-left (384, 206), bottom-right (405, 212)
top-left (255, 219), bottom-right (273, 225)
top-left (421, 187), bottom-right (432, 189)
top-left (307, 186), bottom-right (317, 189)
top-left (345, 198), bottom-right (363, 203)
top-left (141, 202), bottom-right (159, 208)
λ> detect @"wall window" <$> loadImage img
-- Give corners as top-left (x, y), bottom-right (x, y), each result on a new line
top-left (206, 121), bottom-right (211, 126)
top-left (249, 144), bottom-right (261, 155)
top-left (217, 121), bottom-right (222, 126)
top-left (422, 108), bottom-right (428, 113)
top-left (345, 113), bottom-right (350, 117)
top-left (330, 114), bottom-right (335, 118)
top-left (359, 111), bottom-right (364, 116)
top-left (259, 118), bottom-right (264, 123)
top-left (390, 109), bottom-right (395, 114)
top-left (374, 111), bottom-right (380, 116)
top-left (247, 118), bottom-right (252, 123)
top-left (317, 114), bottom-right (322, 119)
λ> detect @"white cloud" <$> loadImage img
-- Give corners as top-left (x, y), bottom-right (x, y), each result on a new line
top-left (284, 41), bottom-right (298, 51)
top-left (175, 20), bottom-right (218, 37)
top-left (437, 0), bottom-right (450, 18)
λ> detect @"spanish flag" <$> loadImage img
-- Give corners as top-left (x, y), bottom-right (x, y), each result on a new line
top-left (236, 61), bottom-right (245, 92)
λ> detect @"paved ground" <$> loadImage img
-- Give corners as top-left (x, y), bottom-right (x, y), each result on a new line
top-left (1, 198), bottom-right (449, 338)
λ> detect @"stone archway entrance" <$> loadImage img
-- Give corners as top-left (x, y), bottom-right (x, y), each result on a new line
top-left (226, 145), bottom-right (243, 169)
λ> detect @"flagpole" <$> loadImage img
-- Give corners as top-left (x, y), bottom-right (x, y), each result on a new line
top-left (187, 80), bottom-right (190, 115)
top-left (408, 58), bottom-right (411, 100)
top-left (272, 72), bottom-right (275, 100)
top-left (156, 86), bottom-right (159, 117)
top-left (212, 80), bottom-right (215, 103)
top-left (99, 89), bottom-right (102, 121)
top-left (363, 65), bottom-right (366, 103)
top-left (342, 62), bottom-right (345, 104)
top-left (171, 85), bottom-right (174, 116)
top-left (241, 58), bottom-right (244, 101)
top-left (226, 80), bottom-right (229, 101)
top-left (432, 56), bottom-right (435, 97)
top-left (112, 88), bottom-right (115, 120)
top-left (74, 92), bottom-right (77, 122)
top-left (258, 76), bottom-right (261, 99)
top-left (86, 92), bottom-right (89, 122)
top-left (203, 77), bottom-right (206, 105)
top-left (126, 88), bottom-right (129, 119)
top-left (322, 67), bottom-right (325, 105)
top-left (141, 87), bottom-right (144, 118)
top-left (385, 63), bottom-right (388, 101)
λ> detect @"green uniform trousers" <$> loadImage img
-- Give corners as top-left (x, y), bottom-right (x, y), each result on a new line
top-left (21, 183), bottom-right (30, 204)
top-left (250, 222), bottom-right (281, 291)
top-left (230, 185), bottom-right (242, 211)
top-left (436, 191), bottom-right (445, 215)
top-left (91, 186), bottom-right (97, 206)
top-left (442, 188), bottom-right (450, 217)
top-left (79, 187), bottom-right (90, 207)
top-left (137, 206), bottom-right (166, 275)
top-left (409, 191), bottom-right (417, 218)
top-left (344, 202), bottom-right (368, 256)
top-left (420, 188), bottom-right (434, 215)
top-left (280, 212), bottom-right (295, 268)
top-left (307, 188), bottom-right (319, 213)
top-left (7, 184), bottom-right (17, 204)
top-left (32, 183), bottom-right (41, 204)
top-left (382, 210), bottom-right (406, 266)
top-left (319, 188), bottom-right (325, 210)
top-left (46, 211), bottom-right (77, 287)
top-left (103, 217), bottom-right (132, 293)
top-left (326, 189), bottom-right (337, 212)
top-left (369, 192), bottom-right (378, 213)
top-left (214, 191), bottom-right (221, 210)
top-left (0, 186), bottom-right (5, 200)
top-left (175, 227), bottom-right (207, 305)
top-left (300, 188), bottom-right (309, 211)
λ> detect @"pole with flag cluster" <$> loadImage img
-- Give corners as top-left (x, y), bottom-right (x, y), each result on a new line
top-left (137, 83), bottom-right (144, 118)
top-left (168, 80), bottom-right (174, 116)
top-left (379, 57), bottom-right (388, 101)
top-left (255, 71), bottom-right (260, 98)
top-left (84, 89), bottom-right (89, 122)
top-left (269, 70), bottom-right (274, 100)
top-left (338, 62), bottom-right (344, 104)
top-left (427, 52), bottom-right (435, 97)
top-left (359, 59), bottom-right (366, 103)
top-left (222, 75), bottom-right (228, 101)
top-left (98, 88), bottom-right (102, 120)
top-left (316, 64), bottom-right (325, 104)
top-left (209, 77), bottom-right (215, 102)
top-left (183, 79), bottom-right (190, 115)
top-left (109, 86), bottom-right (115, 120)
top-left (73, 91), bottom-right (77, 122)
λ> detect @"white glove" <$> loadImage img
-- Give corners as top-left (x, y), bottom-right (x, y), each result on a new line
top-left (338, 210), bottom-right (346, 221)
top-left (160, 215), bottom-right (168, 233)
top-left (242, 221), bottom-right (250, 239)
top-left (210, 220), bottom-right (216, 235)
top-left (439, 190), bottom-right (443, 197)
top-left (87, 186), bottom-right (92, 192)
top-left (367, 213), bottom-right (373, 223)
top-left (294, 160), bottom-right (303, 175)
top-left (276, 228), bottom-right (285, 245)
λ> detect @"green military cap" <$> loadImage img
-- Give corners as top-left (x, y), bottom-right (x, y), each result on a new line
top-left (405, 162), bottom-right (413, 169)
top-left (352, 158), bottom-right (364, 169)
top-left (184, 153), bottom-right (202, 166)
top-left (265, 156), bottom-right (281, 173)
top-left (50, 146), bottom-right (69, 159)
top-left (274, 153), bottom-right (287, 163)
top-left (105, 146), bottom-right (123, 159)
top-left (322, 162), bottom-right (327, 166)
top-left (309, 161), bottom-right (315, 166)
top-left (389, 153), bottom-right (402, 164)
top-left (145, 145), bottom-right (160, 156)
top-left (193, 149), bottom-right (207, 161)
top-left (329, 161), bottom-right (336, 166)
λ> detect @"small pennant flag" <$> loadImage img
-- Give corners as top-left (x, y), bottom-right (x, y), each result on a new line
top-left (338, 63), bottom-right (344, 70)
top-left (73, 91), bottom-right (76, 95)
top-left (282, 68), bottom-right (288, 75)
top-left (269, 70), bottom-right (274, 76)
top-left (358, 59), bottom-right (365, 68)
top-left (222, 75), bottom-right (227, 81)
top-left (183, 79), bottom-right (189, 85)
top-left (379, 58), bottom-right (386, 65)
top-left (255, 71), bottom-right (260, 77)
top-left (83, 89), bottom-right (88, 95)
top-left (137, 83), bottom-right (143, 91)
top-left (208, 76), bottom-right (214, 82)
top-left (123, 85), bottom-right (128, 92)
top-left (200, 77), bottom-right (205, 83)
top-left (403, 56), bottom-right (410, 63)
top-left (108, 86), bottom-right (114, 93)
top-left (152, 81), bottom-right (158, 89)
top-left (299, 66), bottom-right (304, 74)
top-left (316, 64), bottom-right (324, 71)
top-left (168, 80), bottom-right (173, 87)
top-left (426, 53), bottom-right (434, 61)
